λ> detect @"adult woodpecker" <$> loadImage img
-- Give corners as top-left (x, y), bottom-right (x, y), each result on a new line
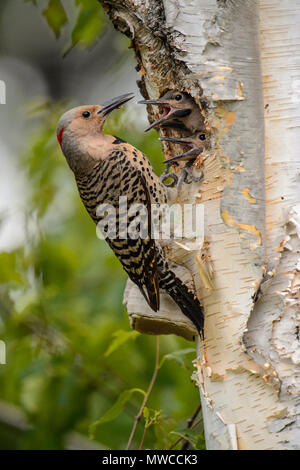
top-left (57, 93), bottom-right (204, 337)
top-left (139, 90), bottom-right (205, 133)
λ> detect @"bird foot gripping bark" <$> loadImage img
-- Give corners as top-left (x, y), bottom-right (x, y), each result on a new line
top-left (160, 160), bottom-right (203, 190)
top-left (160, 163), bottom-right (178, 188)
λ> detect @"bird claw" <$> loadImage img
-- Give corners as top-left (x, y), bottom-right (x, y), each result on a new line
top-left (160, 160), bottom-right (203, 190)
top-left (160, 164), bottom-right (178, 187)
top-left (182, 164), bottom-right (203, 184)
top-left (176, 161), bottom-right (203, 190)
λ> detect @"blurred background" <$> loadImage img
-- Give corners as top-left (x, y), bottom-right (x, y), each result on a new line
top-left (0, 0), bottom-right (203, 450)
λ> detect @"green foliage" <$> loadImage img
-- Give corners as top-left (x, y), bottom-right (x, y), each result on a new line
top-left (0, 252), bottom-right (22, 284)
top-left (159, 348), bottom-right (196, 369)
top-left (42, 0), bottom-right (67, 39)
top-left (0, 101), bottom-right (204, 450)
top-left (71, 0), bottom-right (106, 48)
top-left (143, 407), bottom-right (162, 436)
top-left (171, 428), bottom-right (205, 450)
top-left (89, 388), bottom-right (145, 438)
top-left (105, 330), bottom-right (141, 357)
top-left (1, 2), bottom-right (206, 451)
top-left (32, 0), bottom-right (108, 53)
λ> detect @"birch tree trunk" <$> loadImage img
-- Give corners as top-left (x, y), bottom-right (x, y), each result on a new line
top-left (99, 0), bottom-right (300, 450)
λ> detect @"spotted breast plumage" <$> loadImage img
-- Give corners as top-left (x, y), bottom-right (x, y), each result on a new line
top-left (57, 93), bottom-right (204, 337)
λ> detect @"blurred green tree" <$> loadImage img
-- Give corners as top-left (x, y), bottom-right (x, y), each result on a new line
top-left (0, 0), bottom-right (205, 450)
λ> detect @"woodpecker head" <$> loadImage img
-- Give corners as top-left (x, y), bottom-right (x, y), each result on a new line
top-left (57, 93), bottom-right (134, 146)
top-left (57, 93), bottom-right (134, 173)
top-left (139, 90), bottom-right (196, 132)
top-left (160, 131), bottom-right (207, 149)
top-left (160, 132), bottom-right (208, 164)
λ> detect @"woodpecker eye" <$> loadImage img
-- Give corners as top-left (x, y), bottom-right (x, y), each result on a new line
top-left (174, 94), bottom-right (182, 101)
top-left (82, 110), bottom-right (91, 118)
top-left (199, 134), bottom-right (206, 141)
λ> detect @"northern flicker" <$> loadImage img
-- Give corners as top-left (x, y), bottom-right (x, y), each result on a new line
top-left (158, 132), bottom-right (207, 189)
top-left (160, 131), bottom-right (208, 164)
top-left (139, 91), bottom-right (206, 189)
top-left (139, 90), bottom-right (205, 133)
top-left (57, 93), bottom-right (204, 337)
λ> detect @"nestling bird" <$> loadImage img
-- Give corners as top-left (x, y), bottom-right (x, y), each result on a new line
top-left (158, 132), bottom-right (207, 189)
top-left (57, 93), bottom-right (204, 337)
top-left (139, 90), bottom-right (205, 133)
top-left (160, 131), bottom-right (208, 164)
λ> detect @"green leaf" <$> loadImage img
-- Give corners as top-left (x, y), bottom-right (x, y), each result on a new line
top-left (159, 348), bottom-right (196, 369)
top-left (143, 406), bottom-right (150, 421)
top-left (143, 407), bottom-right (162, 429)
top-left (89, 388), bottom-right (145, 438)
top-left (62, 0), bottom-right (106, 55)
top-left (104, 329), bottom-right (140, 357)
top-left (195, 433), bottom-right (206, 450)
top-left (171, 428), bottom-right (199, 448)
top-left (42, 0), bottom-right (67, 39)
top-left (63, 0), bottom-right (106, 57)
top-left (71, 0), bottom-right (104, 47)
top-left (0, 252), bottom-right (22, 284)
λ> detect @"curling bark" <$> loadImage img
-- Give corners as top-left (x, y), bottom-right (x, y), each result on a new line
top-left (99, 0), bottom-right (300, 449)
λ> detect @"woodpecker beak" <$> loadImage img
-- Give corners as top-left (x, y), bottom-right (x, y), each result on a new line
top-left (139, 98), bottom-right (171, 131)
top-left (138, 98), bottom-right (168, 106)
top-left (145, 108), bottom-right (191, 132)
top-left (160, 121), bottom-right (188, 130)
top-left (98, 93), bottom-right (135, 117)
top-left (139, 97), bottom-right (191, 132)
top-left (159, 136), bottom-right (194, 146)
top-left (163, 147), bottom-right (204, 164)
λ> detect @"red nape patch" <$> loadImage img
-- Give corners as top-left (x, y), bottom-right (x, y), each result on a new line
top-left (57, 127), bottom-right (65, 145)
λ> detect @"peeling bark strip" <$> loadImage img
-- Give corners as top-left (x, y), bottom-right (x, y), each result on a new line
top-left (99, 0), bottom-right (300, 449)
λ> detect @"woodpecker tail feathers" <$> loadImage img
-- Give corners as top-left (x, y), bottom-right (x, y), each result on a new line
top-left (138, 272), bottom-right (160, 312)
top-left (160, 271), bottom-right (204, 338)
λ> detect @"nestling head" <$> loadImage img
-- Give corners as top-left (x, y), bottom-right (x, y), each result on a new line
top-left (160, 131), bottom-right (207, 149)
top-left (139, 90), bottom-right (194, 110)
top-left (139, 90), bottom-right (197, 131)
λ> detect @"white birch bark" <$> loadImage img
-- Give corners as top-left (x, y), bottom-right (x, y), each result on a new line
top-left (100, 0), bottom-right (300, 449)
